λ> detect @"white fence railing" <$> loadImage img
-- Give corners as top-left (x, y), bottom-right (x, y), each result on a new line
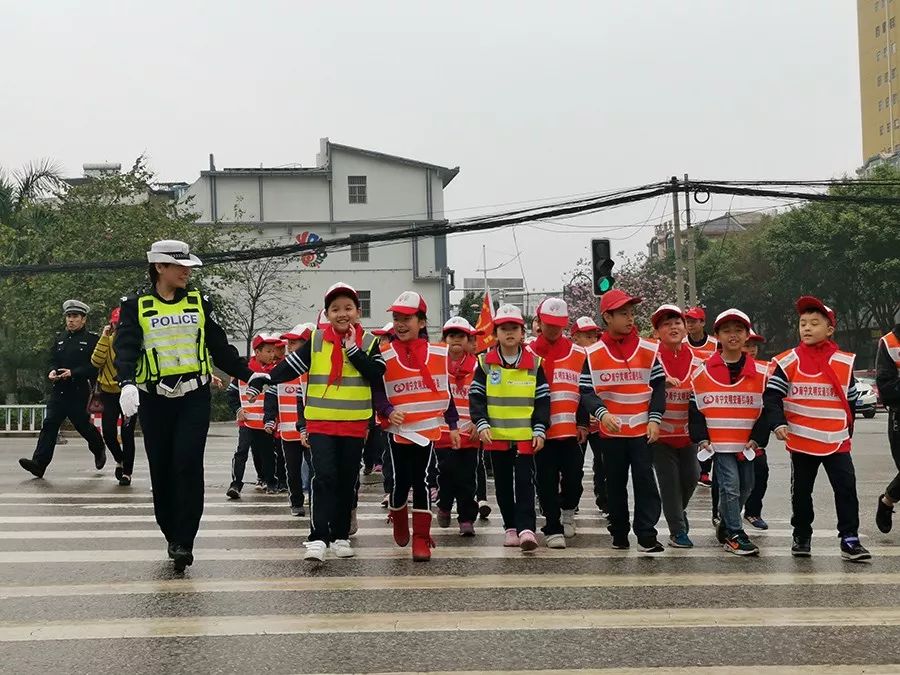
top-left (0, 405), bottom-right (47, 433)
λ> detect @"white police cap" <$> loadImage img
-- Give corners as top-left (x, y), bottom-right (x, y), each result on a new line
top-left (147, 240), bottom-right (203, 267)
top-left (62, 300), bottom-right (90, 315)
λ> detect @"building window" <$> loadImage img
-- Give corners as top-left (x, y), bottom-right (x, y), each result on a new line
top-left (357, 290), bottom-right (371, 318)
top-left (878, 24), bottom-right (882, 37)
top-left (879, 74), bottom-right (883, 86)
top-left (348, 175), bottom-right (367, 204)
top-left (878, 50), bottom-right (882, 61)
top-left (894, 119), bottom-right (900, 129)
top-left (891, 16), bottom-right (896, 28)
top-left (881, 125), bottom-right (885, 135)
top-left (893, 93), bottom-right (897, 103)
top-left (893, 42), bottom-right (897, 53)
top-left (350, 239), bottom-right (369, 262)
top-left (881, 100), bottom-right (885, 111)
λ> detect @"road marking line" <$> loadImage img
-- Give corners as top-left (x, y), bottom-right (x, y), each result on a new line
top-left (1, 571), bottom-right (898, 599)
top-left (2, 606), bottom-right (900, 642)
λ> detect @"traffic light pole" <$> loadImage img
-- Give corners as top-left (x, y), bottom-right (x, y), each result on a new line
top-left (670, 176), bottom-right (686, 309)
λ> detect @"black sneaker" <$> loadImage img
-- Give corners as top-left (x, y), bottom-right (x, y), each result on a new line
top-left (93, 449), bottom-right (107, 470)
top-left (265, 484), bottom-right (278, 495)
top-left (118, 475), bottom-right (131, 487)
top-left (290, 506), bottom-right (306, 517)
top-left (276, 482), bottom-right (288, 493)
top-left (638, 539), bottom-right (665, 554)
top-left (611, 535), bottom-right (630, 549)
top-left (724, 532), bottom-right (759, 556)
top-left (167, 541), bottom-right (177, 559)
top-left (876, 495), bottom-right (894, 534)
top-left (478, 501), bottom-right (492, 520)
top-left (114, 464), bottom-right (124, 481)
top-left (840, 537), bottom-right (872, 562)
top-left (226, 485), bottom-right (241, 500)
top-left (791, 536), bottom-right (811, 557)
top-left (18, 458), bottom-right (45, 478)
top-left (172, 544), bottom-right (194, 573)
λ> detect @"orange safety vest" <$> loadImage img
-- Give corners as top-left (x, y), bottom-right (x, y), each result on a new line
top-left (659, 353), bottom-right (704, 442)
top-left (773, 348), bottom-right (855, 456)
top-left (529, 343), bottom-right (586, 440)
top-left (382, 342), bottom-right (451, 444)
top-left (691, 361), bottom-right (767, 453)
top-left (882, 331), bottom-right (900, 370)
top-left (438, 354), bottom-right (478, 449)
top-left (684, 335), bottom-right (719, 360)
top-left (238, 381), bottom-right (265, 430)
top-left (585, 337), bottom-right (659, 438)
top-left (276, 376), bottom-right (306, 442)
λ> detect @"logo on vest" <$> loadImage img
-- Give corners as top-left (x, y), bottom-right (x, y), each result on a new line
top-left (489, 368), bottom-right (502, 385)
top-left (701, 393), bottom-right (757, 406)
top-left (393, 379), bottom-right (434, 394)
top-left (282, 385), bottom-right (298, 395)
top-left (451, 384), bottom-right (470, 399)
top-left (667, 390), bottom-right (691, 402)
top-left (149, 314), bottom-right (199, 330)
top-left (790, 384), bottom-right (836, 398)
top-left (598, 370), bottom-right (644, 383)
top-left (553, 370), bottom-right (580, 385)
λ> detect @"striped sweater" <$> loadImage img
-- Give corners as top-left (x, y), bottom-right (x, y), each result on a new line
top-left (90, 333), bottom-right (120, 394)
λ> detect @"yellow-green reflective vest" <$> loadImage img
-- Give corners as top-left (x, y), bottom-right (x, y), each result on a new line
top-left (304, 329), bottom-right (377, 421)
top-left (479, 354), bottom-right (541, 441)
top-left (135, 291), bottom-right (210, 384)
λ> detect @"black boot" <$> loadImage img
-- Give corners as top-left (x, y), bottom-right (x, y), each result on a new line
top-left (172, 544), bottom-right (194, 572)
top-left (18, 458), bottom-right (45, 478)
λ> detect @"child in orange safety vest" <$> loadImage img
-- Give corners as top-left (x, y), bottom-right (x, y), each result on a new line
top-left (229, 333), bottom-right (281, 496)
top-left (434, 316), bottom-right (481, 537)
top-left (469, 304), bottom-right (550, 552)
top-left (875, 320), bottom-right (900, 534)
top-left (378, 291), bottom-right (457, 562)
top-left (649, 304), bottom-right (703, 549)
top-left (263, 323), bottom-right (314, 517)
top-left (689, 308), bottom-right (769, 557)
top-left (528, 298), bottom-right (590, 549)
top-left (579, 289), bottom-right (666, 554)
top-left (763, 296), bottom-right (870, 561)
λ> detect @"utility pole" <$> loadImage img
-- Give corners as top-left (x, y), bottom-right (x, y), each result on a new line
top-left (670, 176), bottom-right (685, 309)
top-left (684, 173), bottom-right (698, 306)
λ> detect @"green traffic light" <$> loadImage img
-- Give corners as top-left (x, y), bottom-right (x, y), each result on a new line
top-left (598, 278), bottom-right (612, 292)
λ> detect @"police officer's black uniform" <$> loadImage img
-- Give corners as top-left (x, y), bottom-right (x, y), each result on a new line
top-left (19, 307), bottom-right (106, 478)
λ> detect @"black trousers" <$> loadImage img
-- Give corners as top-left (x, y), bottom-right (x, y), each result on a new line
top-left (436, 447), bottom-right (479, 522)
top-left (743, 453), bottom-right (770, 518)
top-left (274, 438), bottom-right (287, 486)
top-left (885, 408), bottom-right (900, 501)
top-left (231, 427), bottom-right (276, 489)
top-left (791, 451), bottom-right (860, 539)
top-left (426, 446), bottom-right (440, 489)
top-left (138, 385), bottom-right (211, 549)
top-left (363, 423), bottom-right (384, 469)
top-left (283, 439), bottom-right (312, 508)
top-left (699, 457), bottom-right (713, 477)
top-left (389, 436), bottom-right (433, 511)
top-left (381, 431), bottom-right (394, 495)
top-left (476, 448), bottom-right (488, 502)
top-left (536, 437), bottom-right (584, 536)
top-left (308, 434), bottom-right (364, 543)
top-left (33, 391), bottom-right (105, 469)
top-left (99, 391), bottom-right (137, 475)
top-left (600, 436), bottom-right (661, 541)
top-left (491, 447), bottom-right (536, 534)
top-left (586, 433), bottom-right (608, 511)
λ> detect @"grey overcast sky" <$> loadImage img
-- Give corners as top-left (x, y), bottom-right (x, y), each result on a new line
top-left (2, 1), bottom-right (861, 294)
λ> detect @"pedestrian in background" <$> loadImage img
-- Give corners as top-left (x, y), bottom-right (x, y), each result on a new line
top-left (876, 320), bottom-right (900, 534)
top-left (90, 307), bottom-right (137, 486)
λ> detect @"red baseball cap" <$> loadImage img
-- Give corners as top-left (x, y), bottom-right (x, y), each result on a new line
top-left (536, 297), bottom-right (569, 327)
top-left (684, 306), bottom-right (706, 321)
top-left (796, 295), bottom-right (836, 326)
top-left (713, 308), bottom-right (752, 332)
top-left (599, 289), bottom-right (642, 314)
top-left (572, 316), bottom-right (600, 333)
top-left (251, 333), bottom-right (282, 351)
top-left (389, 291), bottom-right (427, 315)
top-left (109, 307), bottom-right (121, 324)
top-left (493, 304), bottom-right (525, 327)
top-left (372, 322), bottom-right (394, 337)
top-left (324, 282), bottom-right (359, 308)
top-left (442, 316), bottom-right (477, 336)
top-left (650, 303), bottom-right (684, 328)
top-left (747, 330), bottom-right (766, 343)
top-left (281, 322), bottom-right (314, 341)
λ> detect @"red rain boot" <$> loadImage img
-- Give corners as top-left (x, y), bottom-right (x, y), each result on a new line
top-left (388, 505), bottom-right (410, 547)
top-left (412, 509), bottom-right (435, 562)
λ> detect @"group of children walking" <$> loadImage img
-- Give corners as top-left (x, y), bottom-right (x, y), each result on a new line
top-left (230, 280), bottom-right (898, 565)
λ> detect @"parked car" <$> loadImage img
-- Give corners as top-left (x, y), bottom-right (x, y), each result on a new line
top-left (856, 376), bottom-right (878, 419)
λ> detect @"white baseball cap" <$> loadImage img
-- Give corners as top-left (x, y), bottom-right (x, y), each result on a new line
top-left (147, 240), bottom-right (203, 267)
top-left (650, 304), bottom-right (685, 328)
top-left (714, 308), bottom-right (752, 332)
top-left (536, 297), bottom-right (569, 327)
top-left (389, 291), bottom-right (427, 315)
top-left (493, 304), bottom-right (525, 327)
top-left (442, 316), bottom-right (477, 336)
top-left (372, 322), bottom-right (395, 336)
top-left (324, 282), bottom-right (359, 307)
top-left (572, 316), bottom-right (600, 333)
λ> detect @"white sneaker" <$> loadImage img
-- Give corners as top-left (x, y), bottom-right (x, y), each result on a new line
top-left (332, 539), bottom-right (355, 558)
top-left (546, 533), bottom-right (567, 549)
top-left (561, 509), bottom-right (577, 538)
top-left (348, 509), bottom-right (358, 536)
top-left (303, 540), bottom-right (327, 562)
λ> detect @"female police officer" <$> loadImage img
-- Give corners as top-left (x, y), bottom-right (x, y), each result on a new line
top-left (114, 240), bottom-right (269, 572)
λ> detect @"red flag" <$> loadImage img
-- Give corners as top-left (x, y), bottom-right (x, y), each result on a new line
top-left (474, 290), bottom-right (495, 353)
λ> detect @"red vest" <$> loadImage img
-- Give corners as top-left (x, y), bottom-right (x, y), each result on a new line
top-left (437, 353), bottom-right (478, 449)
top-left (529, 342), bottom-right (586, 440)
top-left (276, 376), bottom-right (305, 442)
top-left (691, 361), bottom-right (767, 453)
top-left (684, 335), bottom-right (718, 360)
top-left (381, 342), bottom-right (451, 444)
top-left (659, 352), bottom-right (703, 446)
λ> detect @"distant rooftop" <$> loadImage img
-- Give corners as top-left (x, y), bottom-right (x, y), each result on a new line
top-left (697, 211), bottom-right (766, 237)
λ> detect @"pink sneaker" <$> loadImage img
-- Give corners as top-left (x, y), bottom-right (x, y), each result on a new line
top-left (503, 528), bottom-right (519, 547)
top-left (519, 530), bottom-right (538, 552)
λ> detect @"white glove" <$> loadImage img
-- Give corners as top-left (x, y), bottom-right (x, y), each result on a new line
top-left (120, 384), bottom-right (140, 418)
top-left (245, 372), bottom-right (271, 400)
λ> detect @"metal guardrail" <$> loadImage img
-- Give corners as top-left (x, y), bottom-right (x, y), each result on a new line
top-left (0, 405), bottom-right (47, 433)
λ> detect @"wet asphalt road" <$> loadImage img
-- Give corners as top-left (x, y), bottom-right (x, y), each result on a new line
top-left (1, 416), bottom-right (899, 674)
